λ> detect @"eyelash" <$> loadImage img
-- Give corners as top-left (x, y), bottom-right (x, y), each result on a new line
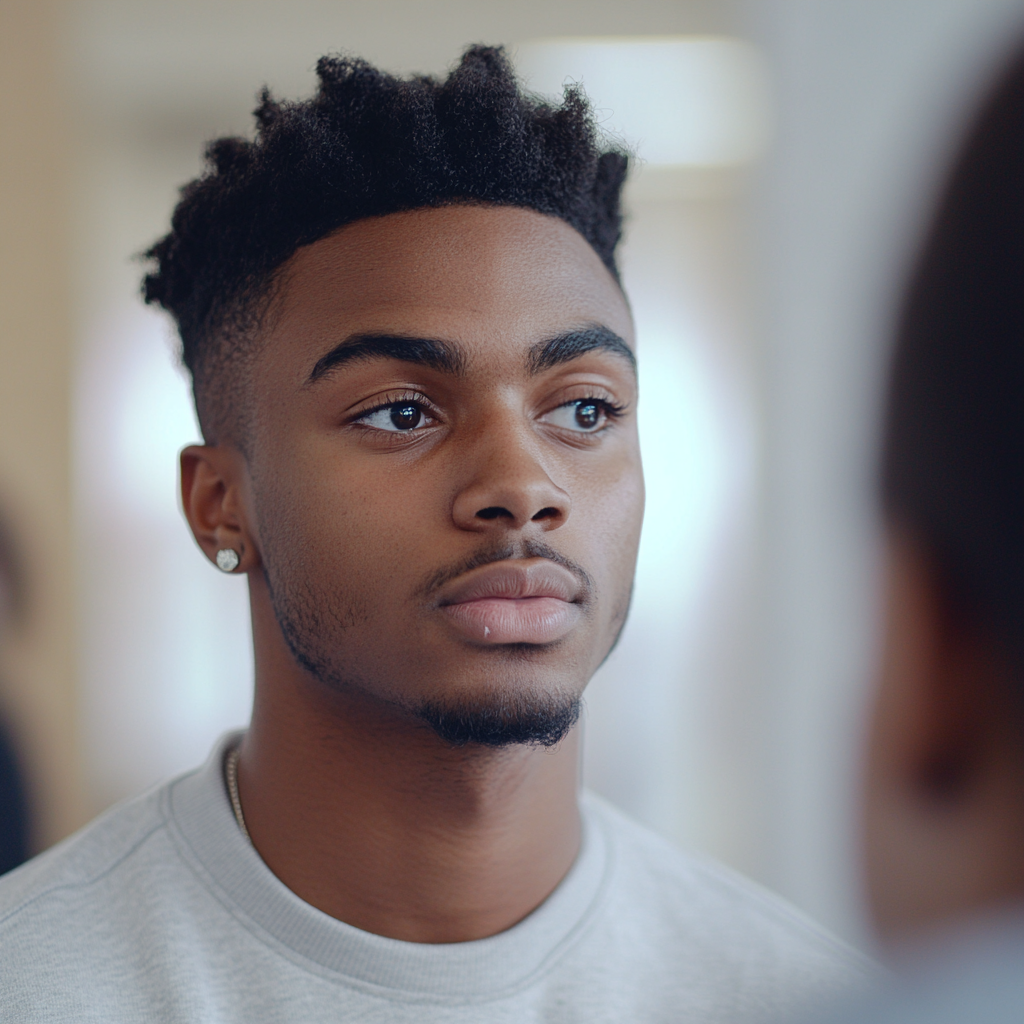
top-left (577, 397), bottom-right (627, 419)
top-left (350, 392), bottom-right (436, 422)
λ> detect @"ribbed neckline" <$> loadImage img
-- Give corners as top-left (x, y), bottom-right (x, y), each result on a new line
top-left (164, 734), bottom-right (613, 1001)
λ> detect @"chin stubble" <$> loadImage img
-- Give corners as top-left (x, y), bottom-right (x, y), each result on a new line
top-left (413, 691), bottom-right (581, 748)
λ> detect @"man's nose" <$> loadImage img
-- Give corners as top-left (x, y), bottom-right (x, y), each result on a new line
top-left (450, 426), bottom-right (571, 533)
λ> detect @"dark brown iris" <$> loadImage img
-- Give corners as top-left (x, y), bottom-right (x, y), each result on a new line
top-left (390, 404), bottom-right (421, 430)
top-left (575, 402), bottom-right (600, 430)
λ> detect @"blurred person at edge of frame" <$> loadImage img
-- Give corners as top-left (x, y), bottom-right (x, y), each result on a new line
top-left (0, 512), bottom-right (31, 874)
top-left (806, 40), bottom-right (1024, 1024)
top-left (0, 45), bottom-right (870, 1022)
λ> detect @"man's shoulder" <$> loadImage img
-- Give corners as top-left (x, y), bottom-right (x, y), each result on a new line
top-left (0, 771), bottom-right (225, 1020)
top-left (583, 792), bottom-right (875, 1002)
top-left (0, 777), bottom-right (175, 930)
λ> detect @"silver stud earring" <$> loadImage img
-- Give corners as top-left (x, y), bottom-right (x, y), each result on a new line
top-left (215, 548), bottom-right (240, 573)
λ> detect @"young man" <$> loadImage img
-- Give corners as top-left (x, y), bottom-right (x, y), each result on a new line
top-left (815, 40), bottom-right (1024, 1024)
top-left (0, 47), bottom-right (864, 1020)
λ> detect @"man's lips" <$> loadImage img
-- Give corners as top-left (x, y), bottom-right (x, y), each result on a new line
top-left (437, 559), bottom-right (583, 644)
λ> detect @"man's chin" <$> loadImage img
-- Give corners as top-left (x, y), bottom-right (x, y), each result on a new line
top-left (413, 691), bottom-right (581, 748)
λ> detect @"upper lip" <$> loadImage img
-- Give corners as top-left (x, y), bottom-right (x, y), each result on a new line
top-left (437, 559), bottom-right (581, 606)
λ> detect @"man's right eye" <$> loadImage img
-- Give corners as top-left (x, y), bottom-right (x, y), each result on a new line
top-left (356, 403), bottom-right (433, 432)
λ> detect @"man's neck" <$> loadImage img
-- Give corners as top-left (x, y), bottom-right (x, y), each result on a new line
top-left (237, 597), bottom-right (582, 943)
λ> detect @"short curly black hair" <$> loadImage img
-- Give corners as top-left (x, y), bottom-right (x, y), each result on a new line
top-left (142, 44), bottom-right (629, 445)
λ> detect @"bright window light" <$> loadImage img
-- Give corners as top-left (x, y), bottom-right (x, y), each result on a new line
top-left (515, 36), bottom-right (770, 167)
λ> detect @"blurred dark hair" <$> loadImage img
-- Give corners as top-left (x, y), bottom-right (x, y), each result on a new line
top-left (141, 44), bottom-right (628, 445)
top-left (883, 45), bottom-right (1024, 675)
top-left (0, 509), bottom-right (30, 872)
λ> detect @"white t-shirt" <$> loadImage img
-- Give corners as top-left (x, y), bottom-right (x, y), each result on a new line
top-left (0, 735), bottom-right (869, 1022)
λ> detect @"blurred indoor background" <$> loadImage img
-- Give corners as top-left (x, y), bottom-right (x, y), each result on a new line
top-left (1, 0), bottom-right (1022, 947)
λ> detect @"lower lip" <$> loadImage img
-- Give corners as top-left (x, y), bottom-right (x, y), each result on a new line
top-left (441, 597), bottom-right (581, 645)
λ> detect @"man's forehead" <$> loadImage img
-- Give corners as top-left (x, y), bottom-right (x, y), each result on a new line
top-left (270, 205), bottom-right (633, 349)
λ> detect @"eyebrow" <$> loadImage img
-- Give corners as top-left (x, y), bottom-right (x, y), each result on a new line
top-left (528, 325), bottom-right (636, 377)
top-left (305, 323), bottom-right (635, 386)
top-left (306, 333), bottom-right (467, 385)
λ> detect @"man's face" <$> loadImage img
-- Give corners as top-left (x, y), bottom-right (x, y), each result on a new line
top-left (241, 205), bottom-right (643, 743)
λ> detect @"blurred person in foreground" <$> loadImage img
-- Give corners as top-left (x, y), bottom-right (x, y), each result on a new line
top-left (0, 512), bottom-right (30, 873)
top-left (0, 46), bottom-right (866, 1021)
top-left (815, 40), bottom-right (1024, 1024)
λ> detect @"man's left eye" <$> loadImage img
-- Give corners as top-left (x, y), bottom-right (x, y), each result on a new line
top-left (543, 400), bottom-right (607, 433)
top-left (357, 403), bottom-right (433, 432)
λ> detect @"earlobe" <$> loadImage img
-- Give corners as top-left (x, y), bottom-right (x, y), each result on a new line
top-left (180, 444), bottom-right (258, 573)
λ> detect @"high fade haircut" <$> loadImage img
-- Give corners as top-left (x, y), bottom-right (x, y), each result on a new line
top-left (142, 44), bottom-right (629, 446)
top-left (882, 44), bottom-right (1024, 688)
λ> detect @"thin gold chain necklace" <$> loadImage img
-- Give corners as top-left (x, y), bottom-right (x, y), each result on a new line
top-left (225, 746), bottom-right (251, 843)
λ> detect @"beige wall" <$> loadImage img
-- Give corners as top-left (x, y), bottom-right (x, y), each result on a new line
top-left (0, 0), bottom-right (89, 848)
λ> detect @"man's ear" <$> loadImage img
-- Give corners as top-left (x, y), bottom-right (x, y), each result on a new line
top-left (180, 444), bottom-right (261, 574)
top-left (866, 526), bottom-right (1024, 942)
top-left (865, 529), bottom-right (981, 939)
top-left (883, 532), bottom-right (985, 806)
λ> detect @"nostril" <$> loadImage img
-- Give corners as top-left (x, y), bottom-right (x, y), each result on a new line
top-left (476, 506), bottom-right (513, 521)
top-left (532, 507), bottom-right (560, 522)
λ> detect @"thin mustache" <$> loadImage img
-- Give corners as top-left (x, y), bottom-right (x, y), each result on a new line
top-left (418, 540), bottom-right (595, 604)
